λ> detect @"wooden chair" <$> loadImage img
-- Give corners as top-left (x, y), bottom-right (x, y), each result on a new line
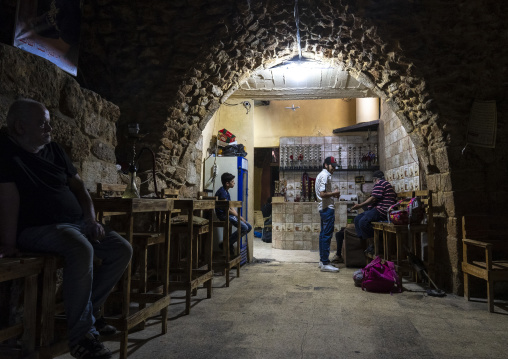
top-left (96, 183), bottom-right (166, 328)
top-left (0, 257), bottom-right (44, 358)
top-left (371, 190), bottom-right (435, 282)
top-left (462, 215), bottom-right (508, 312)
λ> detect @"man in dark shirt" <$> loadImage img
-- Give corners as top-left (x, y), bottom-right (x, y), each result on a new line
top-left (351, 170), bottom-right (396, 253)
top-left (0, 99), bottom-right (132, 359)
top-left (215, 172), bottom-right (252, 256)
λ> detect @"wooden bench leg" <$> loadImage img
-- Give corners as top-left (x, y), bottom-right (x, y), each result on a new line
top-left (22, 274), bottom-right (38, 354)
top-left (120, 331), bottom-right (128, 359)
top-left (487, 279), bottom-right (494, 313)
top-left (40, 256), bottom-right (57, 358)
top-left (206, 230), bottom-right (213, 299)
top-left (138, 243), bottom-right (148, 330)
top-left (463, 273), bottom-right (470, 301)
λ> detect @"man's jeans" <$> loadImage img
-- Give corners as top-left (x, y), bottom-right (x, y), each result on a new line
top-left (354, 208), bottom-right (383, 240)
top-left (17, 222), bottom-right (132, 346)
top-left (228, 215), bottom-right (253, 249)
top-left (319, 207), bottom-right (335, 265)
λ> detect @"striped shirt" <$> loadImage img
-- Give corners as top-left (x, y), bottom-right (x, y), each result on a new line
top-left (369, 179), bottom-right (396, 218)
top-left (315, 168), bottom-right (334, 211)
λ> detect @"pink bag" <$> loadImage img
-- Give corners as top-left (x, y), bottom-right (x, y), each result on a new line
top-left (387, 197), bottom-right (425, 225)
top-left (361, 256), bottom-right (402, 293)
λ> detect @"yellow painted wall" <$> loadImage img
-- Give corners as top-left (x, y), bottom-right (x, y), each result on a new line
top-left (253, 99), bottom-right (357, 148)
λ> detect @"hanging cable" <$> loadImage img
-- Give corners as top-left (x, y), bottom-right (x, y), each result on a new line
top-left (294, 0), bottom-right (302, 60)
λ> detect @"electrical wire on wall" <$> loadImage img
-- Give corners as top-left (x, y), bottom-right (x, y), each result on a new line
top-left (294, 0), bottom-right (302, 60)
top-left (223, 100), bottom-right (251, 114)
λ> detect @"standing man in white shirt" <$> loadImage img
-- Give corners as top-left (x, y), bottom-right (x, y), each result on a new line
top-left (315, 156), bottom-right (341, 272)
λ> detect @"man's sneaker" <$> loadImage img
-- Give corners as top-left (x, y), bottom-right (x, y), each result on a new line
top-left (364, 244), bottom-right (375, 255)
top-left (70, 332), bottom-right (112, 359)
top-left (95, 317), bottom-right (116, 336)
top-left (331, 254), bottom-right (344, 263)
top-left (321, 264), bottom-right (339, 272)
top-left (318, 261), bottom-right (323, 268)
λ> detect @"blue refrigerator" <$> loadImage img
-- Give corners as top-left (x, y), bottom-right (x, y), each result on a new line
top-left (204, 156), bottom-right (249, 264)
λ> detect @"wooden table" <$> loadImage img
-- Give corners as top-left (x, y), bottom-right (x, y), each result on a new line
top-left (93, 198), bottom-right (174, 359)
top-left (170, 199), bottom-right (215, 314)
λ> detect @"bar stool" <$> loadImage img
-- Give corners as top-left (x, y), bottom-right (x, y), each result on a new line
top-left (96, 183), bottom-right (166, 328)
top-left (212, 200), bottom-right (242, 287)
top-left (167, 198), bottom-right (214, 315)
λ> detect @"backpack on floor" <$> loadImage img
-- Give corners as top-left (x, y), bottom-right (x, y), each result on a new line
top-left (353, 269), bottom-right (363, 287)
top-left (361, 256), bottom-right (401, 293)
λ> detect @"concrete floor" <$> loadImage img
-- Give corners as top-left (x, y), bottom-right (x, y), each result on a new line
top-left (57, 238), bottom-right (508, 359)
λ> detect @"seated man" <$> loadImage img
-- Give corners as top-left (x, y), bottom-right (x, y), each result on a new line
top-left (350, 170), bottom-right (396, 254)
top-left (0, 99), bottom-right (132, 359)
top-left (214, 172), bottom-right (252, 256)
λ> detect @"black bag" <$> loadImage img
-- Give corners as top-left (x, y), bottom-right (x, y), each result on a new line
top-left (221, 144), bottom-right (248, 157)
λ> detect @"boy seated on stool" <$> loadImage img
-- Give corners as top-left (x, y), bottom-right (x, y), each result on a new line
top-left (214, 172), bottom-right (252, 257)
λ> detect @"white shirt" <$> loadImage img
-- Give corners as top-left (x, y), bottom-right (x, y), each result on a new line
top-left (315, 168), bottom-right (334, 211)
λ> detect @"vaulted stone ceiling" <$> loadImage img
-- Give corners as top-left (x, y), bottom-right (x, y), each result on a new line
top-left (231, 64), bottom-right (377, 100)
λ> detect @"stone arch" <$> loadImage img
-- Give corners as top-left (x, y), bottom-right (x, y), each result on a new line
top-left (72, 0), bottom-right (507, 293)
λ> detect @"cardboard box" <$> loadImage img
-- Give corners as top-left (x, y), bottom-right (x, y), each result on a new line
top-left (218, 128), bottom-right (236, 144)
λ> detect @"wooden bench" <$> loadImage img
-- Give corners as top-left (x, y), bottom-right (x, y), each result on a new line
top-left (0, 257), bottom-right (44, 358)
top-left (371, 190), bottom-right (434, 282)
top-left (462, 215), bottom-right (508, 312)
top-left (1, 253), bottom-right (74, 359)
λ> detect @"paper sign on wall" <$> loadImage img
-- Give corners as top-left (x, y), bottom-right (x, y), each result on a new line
top-left (467, 100), bottom-right (497, 148)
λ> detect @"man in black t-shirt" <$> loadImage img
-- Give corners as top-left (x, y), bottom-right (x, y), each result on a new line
top-left (0, 99), bottom-right (132, 359)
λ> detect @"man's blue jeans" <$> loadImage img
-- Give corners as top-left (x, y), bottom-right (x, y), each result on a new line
top-left (17, 222), bottom-right (132, 346)
top-left (354, 208), bottom-right (383, 240)
top-left (319, 207), bottom-right (335, 265)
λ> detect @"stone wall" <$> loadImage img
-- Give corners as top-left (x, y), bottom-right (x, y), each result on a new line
top-left (380, 103), bottom-right (421, 193)
top-left (0, 44), bottom-right (120, 192)
top-left (1, 0), bottom-right (508, 292)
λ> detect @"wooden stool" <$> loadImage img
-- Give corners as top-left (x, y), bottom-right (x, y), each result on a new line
top-left (96, 183), bottom-right (167, 329)
top-left (169, 199), bottom-right (214, 315)
top-left (0, 257), bottom-right (44, 358)
top-left (212, 200), bottom-right (242, 287)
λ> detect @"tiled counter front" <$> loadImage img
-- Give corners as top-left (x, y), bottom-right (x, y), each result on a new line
top-left (272, 202), bottom-right (351, 250)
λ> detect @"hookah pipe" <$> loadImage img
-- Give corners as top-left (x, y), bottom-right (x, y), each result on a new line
top-left (124, 123), bottom-right (159, 198)
top-left (137, 147), bottom-right (159, 198)
top-left (125, 146), bottom-right (159, 198)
